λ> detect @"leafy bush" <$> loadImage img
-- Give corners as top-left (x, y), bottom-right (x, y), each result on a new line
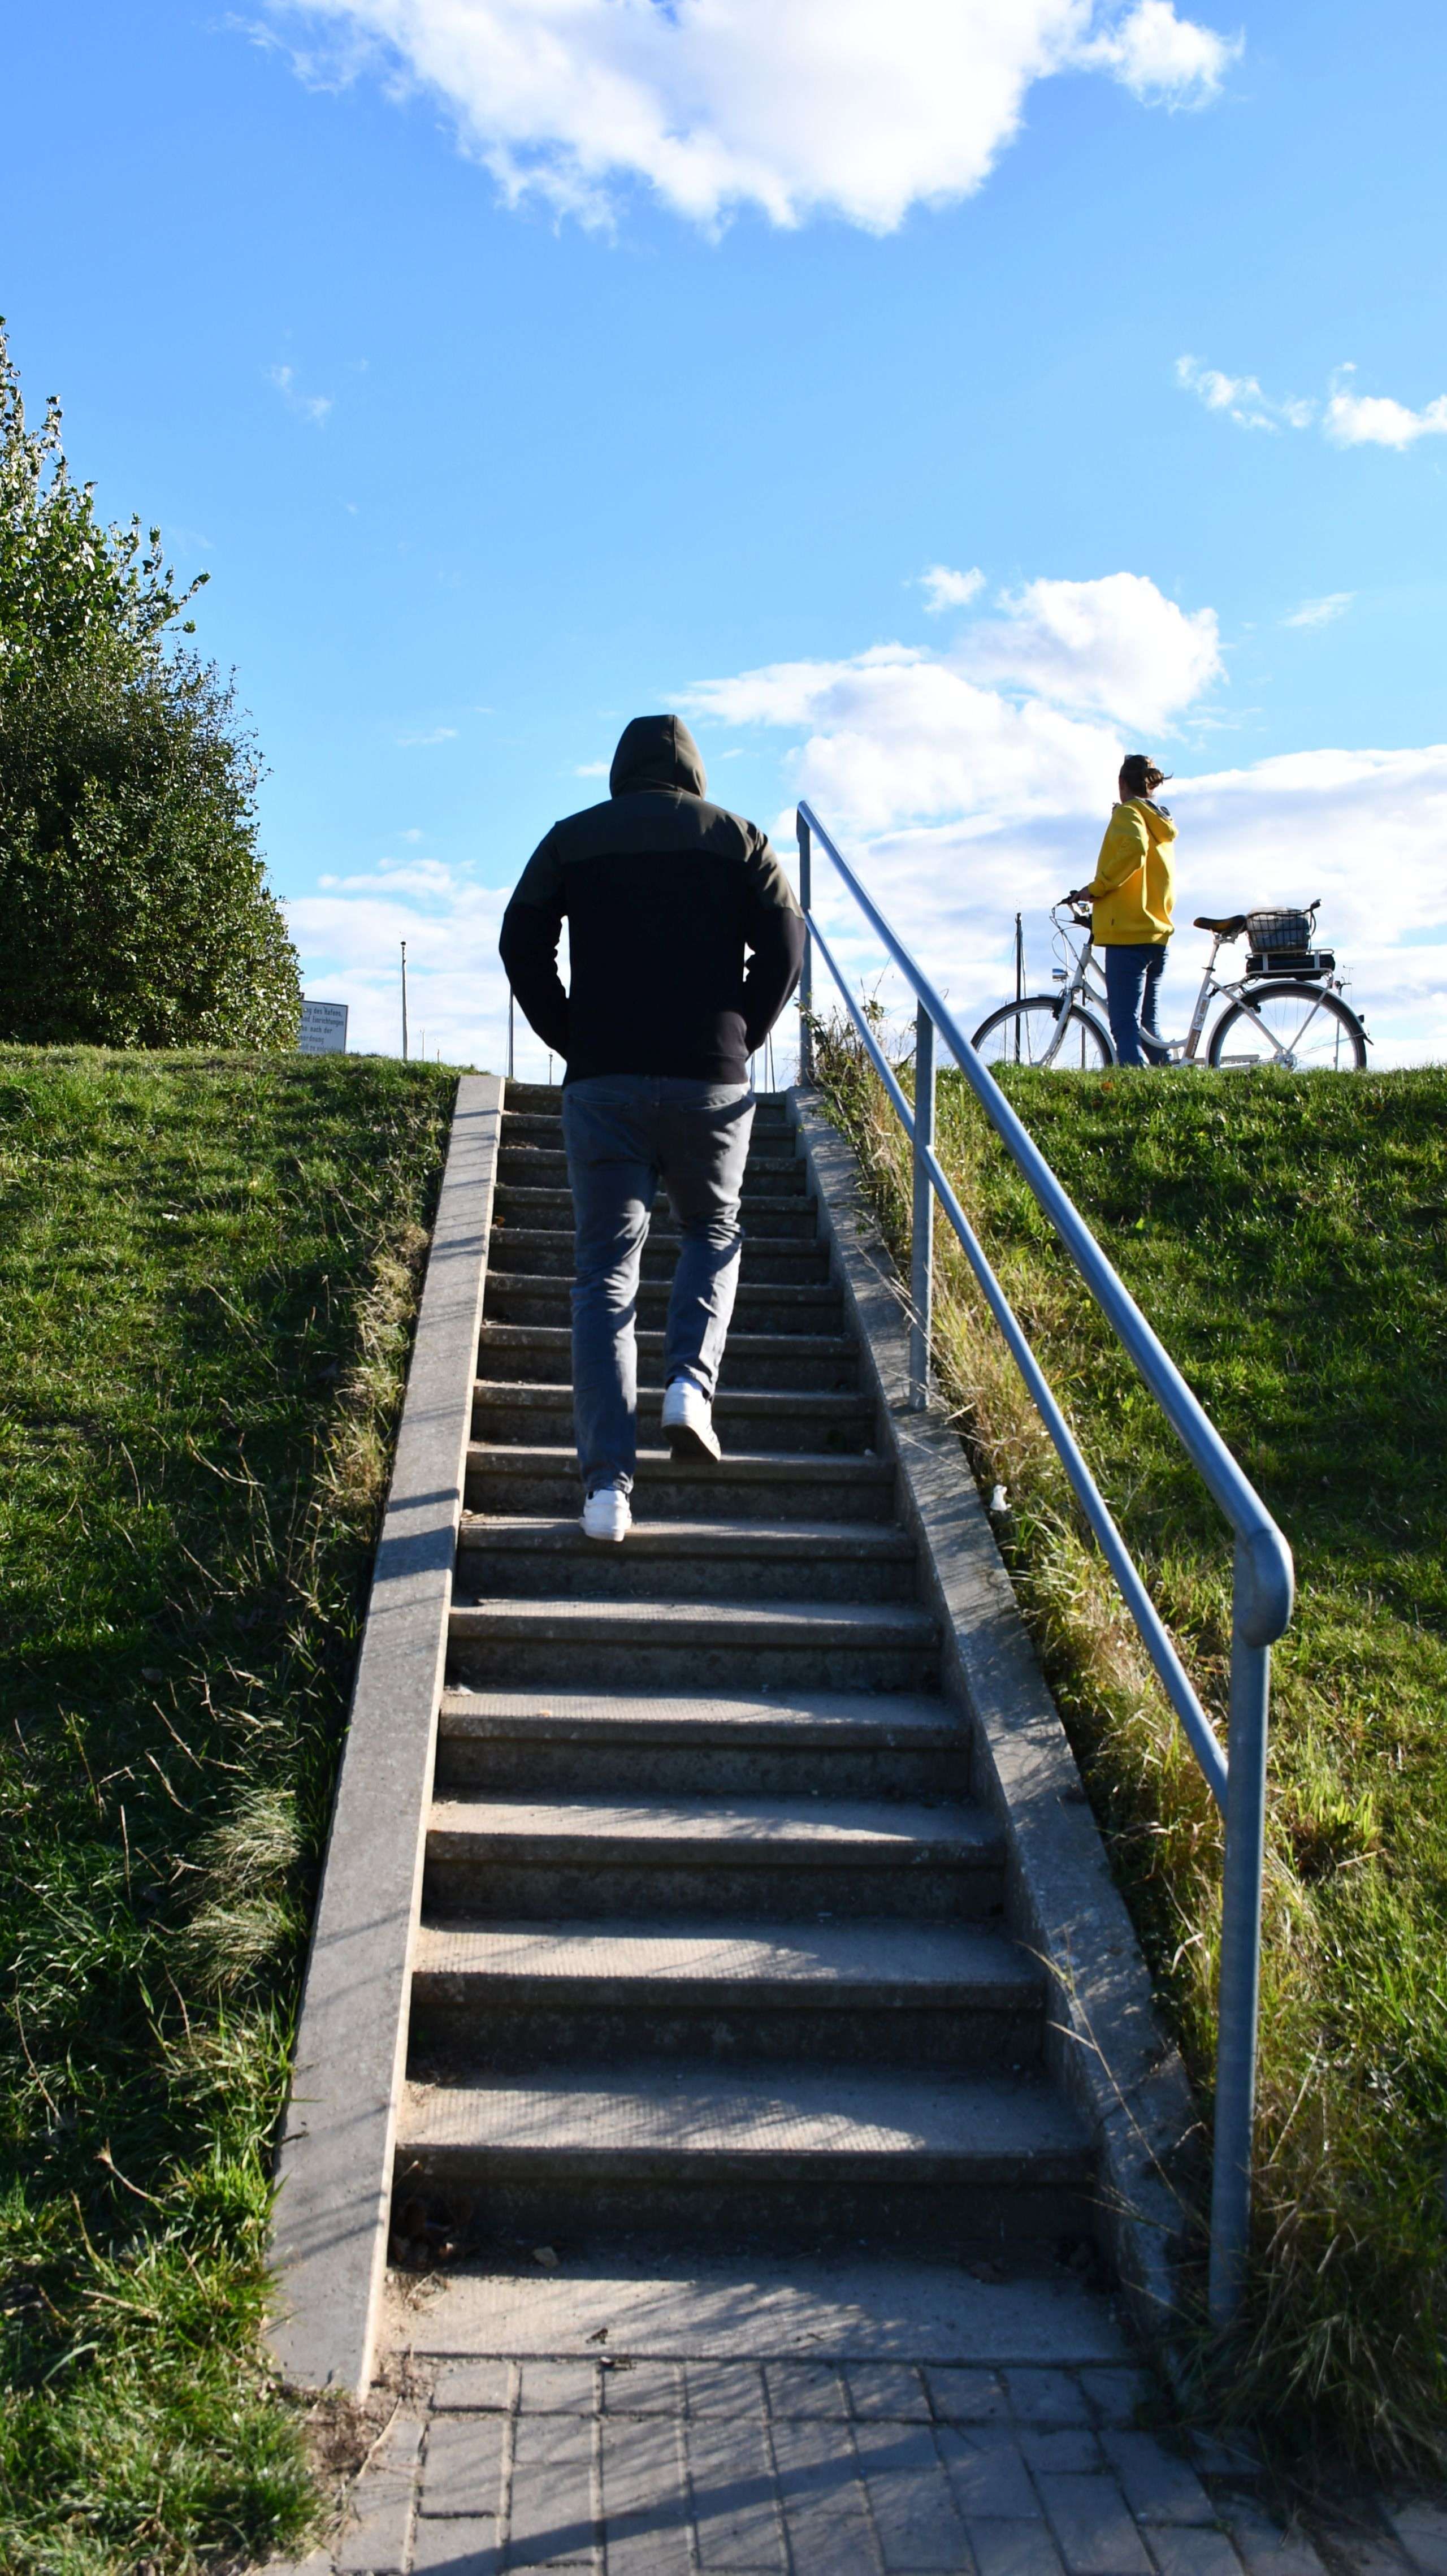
top-left (0, 319), bottom-right (301, 1049)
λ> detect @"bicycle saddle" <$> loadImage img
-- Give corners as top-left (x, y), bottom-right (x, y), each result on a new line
top-left (1194, 913), bottom-right (1248, 934)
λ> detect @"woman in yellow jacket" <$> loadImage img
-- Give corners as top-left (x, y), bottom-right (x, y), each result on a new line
top-left (1068, 755), bottom-right (1178, 1066)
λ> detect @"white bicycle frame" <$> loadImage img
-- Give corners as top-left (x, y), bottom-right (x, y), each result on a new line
top-left (1039, 909), bottom-right (1354, 1070)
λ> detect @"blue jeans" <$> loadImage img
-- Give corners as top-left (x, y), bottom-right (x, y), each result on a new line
top-left (1103, 943), bottom-right (1171, 1067)
top-left (561, 1076), bottom-right (756, 1496)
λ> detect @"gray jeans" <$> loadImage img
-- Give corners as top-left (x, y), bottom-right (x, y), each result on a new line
top-left (561, 1076), bottom-right (756, 1496)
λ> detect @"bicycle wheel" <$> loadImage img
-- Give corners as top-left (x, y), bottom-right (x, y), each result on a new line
top-left (972, 995), bottom-right (1114, 1068)
top-left (1207, 981), bottom-right (1367, 1071)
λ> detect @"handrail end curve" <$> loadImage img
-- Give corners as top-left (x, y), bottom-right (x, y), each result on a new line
top-left (1236, 1522), bottom-right (1295, 1648)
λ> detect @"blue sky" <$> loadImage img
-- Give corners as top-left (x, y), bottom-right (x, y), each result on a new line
top-left (7, 0), bottom-right (1446, 1068)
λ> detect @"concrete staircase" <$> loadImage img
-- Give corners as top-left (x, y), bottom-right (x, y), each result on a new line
top-left (393, 1084), bottom-right (1097, 2267)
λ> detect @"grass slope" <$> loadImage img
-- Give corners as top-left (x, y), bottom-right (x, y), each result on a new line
top-left (818, 1034), bottom-right (1447, 2475)
top-left (0, 1047), bottom-right (458, 2574)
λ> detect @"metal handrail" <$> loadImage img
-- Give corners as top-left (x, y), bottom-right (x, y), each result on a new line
top-left (796, 799), bottom-right (1294, 2331)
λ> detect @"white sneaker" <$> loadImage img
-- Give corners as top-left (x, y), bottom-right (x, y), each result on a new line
top-left (582, 1484), bottom-right (631, 1543)
top-left (661, 1378), bottom-right (721, 1464)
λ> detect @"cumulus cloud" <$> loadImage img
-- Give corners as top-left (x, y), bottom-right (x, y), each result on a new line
top-left (1080, 0), bottom-right (1240, 101)
top-left (691, 573), bottom-right (1220, 832)
top-left (1283, 592), bottom-right (1351, 630)
top-left (920, 565), bottom-right (987, 613)
top-left (1178, 353), bottom-right (1447, 451)
top-left (1173, 354), bottom-right (1314, 432)
top-left (1323, 365), bottom-right (1447, 451)
top-left (287, 860), bottom-right (528, 1068)
top-left (267, 362), bottom-right (332, 425)
top-left (959, 572), bottom-right (1221, 730)
top-left (264, 0), bottom-right (1238, 232)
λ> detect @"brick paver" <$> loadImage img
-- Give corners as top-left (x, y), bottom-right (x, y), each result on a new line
top-left (937, 2425), bottom-right (1043, 2520)
top-left (599, 2414), bottom-right (692, 2574)
top-left (1007, 2371), bottom-right (1097, 2427)
top-left (927, 2366), bottom-right (1012, 2425)
top-left (847, 2361), bottom-right (935, 2422)
top-left (969, 2519), bottom-right (1069, 2576)
top-left (851, 2417), bottom-right (973, 2571)
top-left (1392, 2509), bottom-right (1447, 2576)
top-left (507, 2410), bottom-right (595, 2569)
top-left (1101, 2434), bottom-right (1214, 2526)
top-left (278, 2356), bottom-right (1447, 2576)
top-left (420, 2414), bottom-right (506, 2519)
top-left (1036, 2469), bottom-right (1156, 2575)
top-left (768, 2415), bottom-right (880, 2574)
top-left (1146, 2530), bottom-right (1250, 2576)
top-left (1223, 2503), bottom-right (1329, 2576)
top-left (335, 2413), bottom-right (424, 2575)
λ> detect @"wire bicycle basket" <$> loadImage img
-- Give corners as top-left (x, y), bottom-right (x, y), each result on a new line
top-left (1244, 904), bottom-right (1333, 981)
top-left (1246, 907), bottom-right (1312, 954)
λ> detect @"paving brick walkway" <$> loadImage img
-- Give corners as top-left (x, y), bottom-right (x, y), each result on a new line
top-left (265, 2355), bottom-right (1446, 2576)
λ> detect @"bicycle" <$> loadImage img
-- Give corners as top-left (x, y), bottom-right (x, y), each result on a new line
top-left (972, 899), bottom-right (1369, 1071)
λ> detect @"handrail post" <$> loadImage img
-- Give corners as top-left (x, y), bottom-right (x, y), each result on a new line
top-left (798, 811), bottom-right (814, 1084)
top-left (909, 1003), bottom-right (935, 1410)
top-left (1208, 1555), bottom-right (1272, 2329)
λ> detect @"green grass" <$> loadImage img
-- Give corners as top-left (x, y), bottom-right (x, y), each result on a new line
top-left (817, 1031), bottom-right (1447, 2477)
top-left (0, 1047), bottom-right (458, 2573)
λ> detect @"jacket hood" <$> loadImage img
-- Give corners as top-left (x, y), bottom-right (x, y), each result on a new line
top-left (1120, 796), bottom-right (1176, 844)
top-left (610, 713), bottom-right (707, 800)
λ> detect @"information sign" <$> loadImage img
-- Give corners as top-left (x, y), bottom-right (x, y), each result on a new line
top-left (298, 1000), bottom-right (349, 1055)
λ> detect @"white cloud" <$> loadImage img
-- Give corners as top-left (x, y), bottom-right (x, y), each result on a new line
top-left (396, 724), bottom-right (459, 747)
top-left (1323, 365), bottom-right (1447, 451)
top-left (265, 0), bottom-right (1238, 233)
top-left (267, 362), bottom-right (332, 426)
top-left (1174, 353), bottom-right (1314, 433)
top-left (920, 565), bottom-right (987, 614)
top-left (1080, 0), bottom-right (1240, 102)
top-left (959, 572), bottom-right (1221, 729)
top-left (1178, 353), bottom-right (1447, 451)
top-left (287, 862), bottom-right (531, 1069)
top-left (574, 759), bottom-right (610, 776)
top-left (1283, 592), bottom-right (1351, 630)
top-left (690, 573), bottom-right (1219, 832)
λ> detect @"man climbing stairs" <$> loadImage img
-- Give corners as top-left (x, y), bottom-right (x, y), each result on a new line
top-left (391, 1083), bottom-right (1097, 2267)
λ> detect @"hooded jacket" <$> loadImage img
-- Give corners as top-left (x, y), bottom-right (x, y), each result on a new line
top-left (499, 714), bottom-right (805, 1083)
top-left (1082, 797), bottom-right (1179, 946)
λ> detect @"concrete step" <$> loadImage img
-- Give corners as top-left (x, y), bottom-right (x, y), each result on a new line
top-left (483, 1274), bottom-right (842, 1332)
top-left (434, 1687), bottom-right (970, 1797)
top-left (488, 1228), bottom-right (830, 1284)
top-left (493, 1184), bottom-right (821, 1240)
top-left (497, 1149), bottom-right (807, 1197)
top-left (408, 1919), bottom-right (1045, 2070)
top-left (501, 1083), bottom-right (565, 1115)
top-left (423, 1791), bottom-right (1003, 1919)
top-left (471, 1383), bottom-right (877, 1456)
top-left (393, 2063), bottom-right (1094, 2253)
top-left (476, 1323), bottom-right (861, 1392)
top-left (455, 1516), bottom-right (916, 1607)
top-left (465, 1442), bottom-right (893, 1521)
top-left (446, 1595), bottom-right (939, 1691)
top-left (502, 1087), bottom-right (792, 1128)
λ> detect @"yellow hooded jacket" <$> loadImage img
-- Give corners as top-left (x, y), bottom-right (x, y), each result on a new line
top-left (1082, 798), bottom-right (1178, 946)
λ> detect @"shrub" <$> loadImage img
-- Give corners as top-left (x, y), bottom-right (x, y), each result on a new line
top-left (0, 319), bottom-right (301, 1049)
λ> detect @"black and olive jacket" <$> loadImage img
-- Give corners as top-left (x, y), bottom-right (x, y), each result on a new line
top-left (498, 713), bottom-right (805, 1084)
